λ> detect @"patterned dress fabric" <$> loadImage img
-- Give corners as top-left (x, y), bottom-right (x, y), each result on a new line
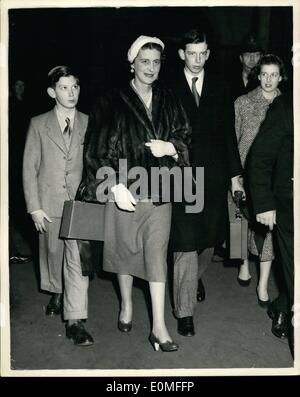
top-left (235, 86), bottom-right (281, 261)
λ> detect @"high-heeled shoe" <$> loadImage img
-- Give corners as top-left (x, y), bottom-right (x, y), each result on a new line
top-left (256, 288), bottom-right (270, 309)
top-left (257, 298), bottom-right (270, 309)
top-left (149, 333), bottom-right (179, 352)
top-left (237, 276), bottom-right (251, 287)
top-left (118, 320), bottom-right (132, 333)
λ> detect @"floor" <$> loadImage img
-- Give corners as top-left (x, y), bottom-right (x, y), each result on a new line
top-left (6, 245), bottom-right (294, 375)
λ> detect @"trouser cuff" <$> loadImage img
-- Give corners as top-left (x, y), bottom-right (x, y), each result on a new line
top-left (64, 310), bottom-right (88, 320)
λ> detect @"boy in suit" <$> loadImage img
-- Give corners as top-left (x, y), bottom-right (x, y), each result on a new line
top-left (23, 66), bottom-right (93, 346)
top-left (169, 29), bottom-right (244, 336)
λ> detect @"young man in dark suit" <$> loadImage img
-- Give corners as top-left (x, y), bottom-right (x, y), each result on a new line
top-left (247, 92), bottom-right (294, 354)
top-left (169, 29), bottom-right (244, 337)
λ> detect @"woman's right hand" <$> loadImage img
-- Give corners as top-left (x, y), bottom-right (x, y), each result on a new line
top-left (111, 184), bottom-right (137, 212)
top-left (145, 139), bottom-right (177, 158)
top-left (256, 210), bottom-right (276, 231)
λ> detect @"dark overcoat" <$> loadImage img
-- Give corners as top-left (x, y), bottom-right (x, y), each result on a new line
top-left (228, 72), bottom-right (258, 101)
top-left (169, 71), bottom-right (243, 252)
top-left (247, 92), bottom-right (293, 307)
top-left (247, 92), bottom-right (293, 214)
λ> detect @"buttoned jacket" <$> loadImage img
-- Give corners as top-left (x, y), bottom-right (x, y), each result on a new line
top-left (23, 108), bottom-right (88, 217)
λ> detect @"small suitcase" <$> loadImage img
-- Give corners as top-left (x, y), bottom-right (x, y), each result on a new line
top-left (60, 200), bottom-right (105, 241)
top-left (228, 192), bottom-right (248, 259)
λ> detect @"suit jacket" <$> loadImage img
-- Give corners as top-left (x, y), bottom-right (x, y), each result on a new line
top-left (228, 71), bottom-right (259, 101)
top-left (23, 108), bottom-right (88, 218)
top-left (247, 92), bottom-right (293, 215)
top-left (169, 71), bottom-right (243, 251)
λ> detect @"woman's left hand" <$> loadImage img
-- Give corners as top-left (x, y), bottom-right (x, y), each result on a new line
top-left (145, 139), bottom-right (177, 158)
top-left (231, 175), bottom-right (246, 200)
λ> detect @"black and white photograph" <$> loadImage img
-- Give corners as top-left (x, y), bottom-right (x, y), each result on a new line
top-left (0, 0), bottom-right (299, 377)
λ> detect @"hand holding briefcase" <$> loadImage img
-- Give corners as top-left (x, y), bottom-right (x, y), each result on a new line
top-left (228, 191), bottom-right (248, 260)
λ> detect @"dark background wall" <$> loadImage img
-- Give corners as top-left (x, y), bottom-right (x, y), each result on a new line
top-left (9, 6), bottom-right (293, 114)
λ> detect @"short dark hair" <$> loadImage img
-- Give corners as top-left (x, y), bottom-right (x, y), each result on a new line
top-left (180, 29), bottom-right (208, 50)
top-left (47, 65), bottom-right (80, 88)
top-left (253, 54), bottom-right (288, 82)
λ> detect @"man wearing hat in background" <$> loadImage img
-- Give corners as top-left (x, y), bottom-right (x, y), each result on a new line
top-left (230, 34), bottom-right (263, 101)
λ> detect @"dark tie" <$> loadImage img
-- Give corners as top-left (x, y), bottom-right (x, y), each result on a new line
top-left (63, 117), bottom-right (71, 136)
top-left (191, 77), bottom-right (200, 107)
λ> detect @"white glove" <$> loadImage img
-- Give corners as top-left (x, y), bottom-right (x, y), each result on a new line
top-left (111, 184), bottom-right (137, 212)
top-left (256, 210), bottom-right (276, 231)
top-left (231, 175), bottom-right (246, 200)
top-left (31, 209), bottom-right (52, 233)
top-left (145, 139), bottom-right (177, 158)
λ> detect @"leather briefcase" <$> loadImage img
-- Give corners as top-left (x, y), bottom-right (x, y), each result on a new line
top-left (228, 192), bottom-right (248, 259)
top-left (60, 200), bottom-right (105, 241)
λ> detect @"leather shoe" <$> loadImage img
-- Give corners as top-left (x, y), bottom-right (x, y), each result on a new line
top-left (149, 332), bottom-right (179, 352)
top-left (197, 279), bottom-right (206, 302)
top-left (118, 320), bottom-right (132, 333)
top-left (46, 293), bottom-right (62, 316)
top-left (237, 276), bottom-right (251, 287)
top-left (66, 320), bottom-right (94, 346)
top-left (257, 297), bottom-right (270, 309)
top-left (267, 307), bottom-right (288, 339)
top-left (256, 288), bottom-right (270, 309)
top-left (177, 316), bottom-right (195, 337)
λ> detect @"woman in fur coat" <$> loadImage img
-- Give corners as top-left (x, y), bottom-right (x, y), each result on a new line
top-left (79, 35), bottom-right (190, 351)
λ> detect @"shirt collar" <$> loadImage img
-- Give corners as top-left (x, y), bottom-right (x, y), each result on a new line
top-left (184, 68), bottom-right (205, 95)
top-left (184, 67), bottom-right (204, 82)
top-left (55, 106), bottom-right (76, 131)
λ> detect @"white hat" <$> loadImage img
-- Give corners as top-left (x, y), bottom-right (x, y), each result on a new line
top-left (127, 35), bottom-right (165, 63)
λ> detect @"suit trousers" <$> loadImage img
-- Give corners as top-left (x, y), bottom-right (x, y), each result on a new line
top-left (39, 217), bottom-right (64, 293)
top-left (198, 247), bottom-right (214, 278)
top-left (272, 197), bottom-right (294, 314)
top-left (63, 239), bottom-right (89, 320)
top-left (39, 218), bottom-right (89, 320)
top-left (173, 248), bottom-right (213, 318)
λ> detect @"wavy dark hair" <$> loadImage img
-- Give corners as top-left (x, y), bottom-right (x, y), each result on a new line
top-left (251, 54), bottom-right (288, 82)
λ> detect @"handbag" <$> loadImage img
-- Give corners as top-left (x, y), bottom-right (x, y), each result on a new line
top-left (228, 191), bottom-right (248, 259)
top-left (60, 200), bottom-right (105, 241)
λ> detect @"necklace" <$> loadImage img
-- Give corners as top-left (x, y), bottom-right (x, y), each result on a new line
top-left (131, 79), bottom-right (152, 108)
